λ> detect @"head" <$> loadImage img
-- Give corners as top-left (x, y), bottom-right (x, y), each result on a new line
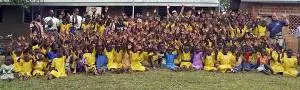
top-left (223, 47), bottom-right (229, 55)
top-left (5, 56), bottom-right (12, 65)
top-left (272, 13), bottom-right (279, 21)
top-left (287, 49), bottom-right (293, 58)
top-left (35, 15), bottom-right (42, 22)
top-left (73, 8), bottom-right (80, 15)
top-left (49, 10), bottom-right (55, 17)
top-left (172, 10), bottom-right (178, 16)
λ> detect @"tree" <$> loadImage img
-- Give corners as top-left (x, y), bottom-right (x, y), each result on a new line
top-left (2, 0), bottom-right (36, 8)
top-left (220, 0), bottom-right (230, 11)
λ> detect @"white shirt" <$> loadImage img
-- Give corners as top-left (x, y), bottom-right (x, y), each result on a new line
top-left (296, 26), bottom-right (300, 38)
top-left (70, 15), bottom-right (83, 30)
top-left (43, 16), bottom-right (59, 31)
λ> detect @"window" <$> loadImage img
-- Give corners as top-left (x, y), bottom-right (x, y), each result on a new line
top-left (0, 6), bottom-right (3, 23)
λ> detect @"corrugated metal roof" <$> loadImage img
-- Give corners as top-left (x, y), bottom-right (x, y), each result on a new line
top-left (0, 0), bottom-right (219, 7)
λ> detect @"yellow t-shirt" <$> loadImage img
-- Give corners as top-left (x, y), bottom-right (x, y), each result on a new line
top-left (22, 60), bottom-right (33, 73)
top-left (83, 53), bottom-right (96, 66)
top-left (60, 23), bottom-right (71, 33)
top-left (257, 25), bottom-right (266, 37)
top-left (97, 23), bottom-right (106, 36)
top-left (204, 55), bottom-right (215, 67)
top-left (51, 56), bottom-right (67, 77)
top-left (181, 52), bottom-right (191, 61)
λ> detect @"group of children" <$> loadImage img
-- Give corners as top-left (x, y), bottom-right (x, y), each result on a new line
top-left (1, 7), bottom-right (300, 81)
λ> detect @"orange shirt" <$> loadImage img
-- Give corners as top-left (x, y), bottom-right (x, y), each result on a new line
top-left (259, 56), bottom-right (268, 64)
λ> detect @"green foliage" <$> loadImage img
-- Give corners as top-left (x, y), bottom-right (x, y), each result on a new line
top-left (220, 0), bottom-right (230, 11)
top-left (2, 0), bottom-right (33, 8)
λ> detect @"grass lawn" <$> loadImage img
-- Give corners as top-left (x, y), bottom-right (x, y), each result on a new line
top-left (1, 69), bottom-right (300, 90)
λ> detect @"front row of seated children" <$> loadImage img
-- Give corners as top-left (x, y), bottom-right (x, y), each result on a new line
top-left (0, 44), bottom-right (299, 81)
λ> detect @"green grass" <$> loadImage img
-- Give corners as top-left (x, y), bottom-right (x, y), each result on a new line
top-left (1, 69), bottom-right (300, 90)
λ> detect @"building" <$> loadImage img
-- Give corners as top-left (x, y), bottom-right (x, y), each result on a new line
top-left (0, 0), bottom-right (219, 38)
top-left (241, 0), bottom-right (300, 52)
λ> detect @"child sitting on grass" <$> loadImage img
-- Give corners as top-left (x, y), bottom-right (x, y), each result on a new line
top-left (164, 46), bottom-right (178, 71)
top-left (179, 46), bottom-right (192, 71)
top-left (0, 57), bottom-right (14, 81)
top-left (256, 50), bottom-right (271, 75)
top-left (217, 47), bottom-right (235, 73)
top-left (47, 49), bottom-right (67, 79)
top-left (96, 45), bottom-right (108, 75)
top-left (33, 53), bottom-right (47, 77)
top-left (282, 49), bottom-right (299, 77)
top-left (20, 51), bottom-right (33, 80)
top-left (203, 48), bottom-right (217, 72)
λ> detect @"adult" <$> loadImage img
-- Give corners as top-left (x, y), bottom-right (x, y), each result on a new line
top-left (43, 10), bottom-right (60, 32)
top-left (267, 13), bottom-right (289, 48)
top-left (296, 26), bottom-right (300, 52)
top-left (30, 15), bottom-right (44, 37)
top-left (167, 5), bottom-right (184, 22)
top-left (70, 8), bottom-right (83, 33)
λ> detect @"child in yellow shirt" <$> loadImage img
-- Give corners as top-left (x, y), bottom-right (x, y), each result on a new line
top-left (33, 54), bottom-right (47, 77)
top-left (217, 47), bottom-right (235, 73)
top-left (20, 54), bottom-right (33, 80)
top-left (180, 46), bottom-right (192, 70)
top-left (203, 49), bottom-right (217, 71)
top-left (282, 49), bottom-right (299, 77)
top-left (83, 47), bottom-right (97, 74)
top-left (48, 49), bottom-right (67, 79)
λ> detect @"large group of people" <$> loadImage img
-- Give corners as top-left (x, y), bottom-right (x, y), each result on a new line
top-left (1, 6), bottom-right (300, 81)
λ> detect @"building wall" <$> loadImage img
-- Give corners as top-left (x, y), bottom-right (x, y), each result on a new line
top-left (241, 2), bottom-right (300, 52)
top-left (0, 6), bottom-right (28, 38)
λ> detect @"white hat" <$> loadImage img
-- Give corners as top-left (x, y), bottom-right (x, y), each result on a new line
top-left (172, 10), bottom-right (177, 13)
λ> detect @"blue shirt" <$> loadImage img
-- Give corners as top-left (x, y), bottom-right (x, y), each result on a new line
top-left (164, 52), bottom-right (178, 69)
top-left (47, 51), bottom-right (57, 60)
top-left (96, 54), bottom-right (107, 69)
top-left (267, 20), bottom-right (287, 37)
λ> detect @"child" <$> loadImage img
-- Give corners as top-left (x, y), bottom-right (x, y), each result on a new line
top-left (96, 46), bottom-right (108, 74)
top-left (256, 51), bottom-right (271, 75)
top-left (192, 47), bottom-right (204, 70)
top-left (217, 47), bottom-right (235, 73)
top-left (74, 53), bottom-right (86, 73)
top-left (203, 48), bottom-right (217, 71)
top-left (179, 46), bottom-right (192, 70)
top-left (149, 46), bottom-right (161, 69)
top-left (105, 45), bottom-right (117, 71)
top-left (33, 54), bottom-right (47, 77)
top-left (282, 49), bottom-right (299, 77)
top-left (113, 44), bottom-right (124, 73)
top-left (270, 47), bottom-right (284, 75)
top-left (59, 16), bottom-right (71, 35)
top-left (48, 49), bottom-right (67, 79)
top-left (83, 46), bottom-right (97, 74)
top-left (122, 44), bottom-right (131, 72)
top-left (130, 46), bottom-right (145, 72)
top-left (232, 46), bottom-right (244, 72)
top-left (164, 46), bottom-right (178, 71)
top-left (20, 52), bottom-right (33, 80)
top-left (0, 57), bottom-right (14, 81)
top-left (243, 40), bottom-right (258, 71)
top-left (11, 48), bottom-right (23, 73)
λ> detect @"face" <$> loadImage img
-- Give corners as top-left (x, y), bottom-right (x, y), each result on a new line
top-left (49, 10), bottom-right (54, 16)
top-left (272, 14), bottom-right (278, 21)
